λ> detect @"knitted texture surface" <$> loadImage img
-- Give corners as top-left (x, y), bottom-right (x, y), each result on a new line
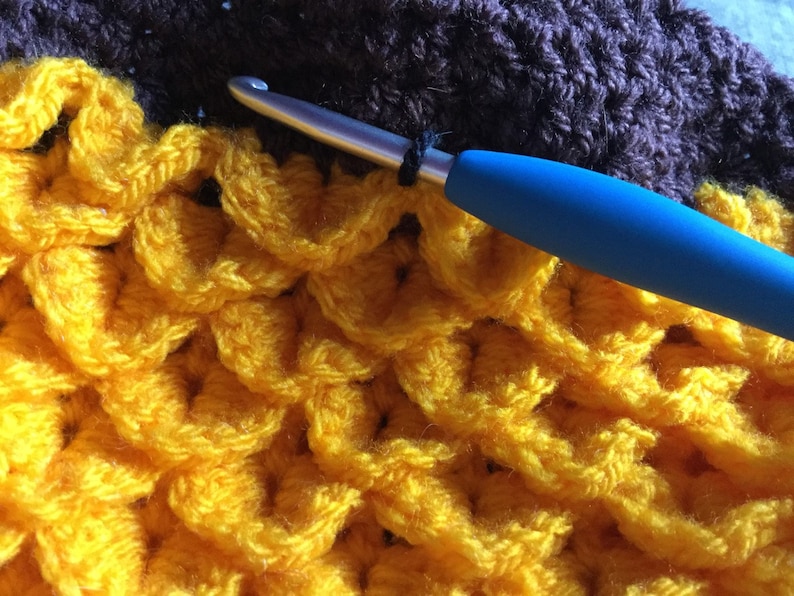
top-left (2, 0), bottom-right (794, 205)
top-left (3, 57), bottom-right (794, 595)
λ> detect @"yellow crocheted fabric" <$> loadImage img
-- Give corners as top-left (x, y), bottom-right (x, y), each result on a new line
top-left (2, 58), bottom-right (794, 594)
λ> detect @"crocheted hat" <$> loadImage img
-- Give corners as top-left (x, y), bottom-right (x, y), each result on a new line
top-left (2, 1), bottom-right (794, 593)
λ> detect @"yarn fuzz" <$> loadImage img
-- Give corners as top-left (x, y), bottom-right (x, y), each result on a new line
top-left (2, 58), bottom-right (794, 594)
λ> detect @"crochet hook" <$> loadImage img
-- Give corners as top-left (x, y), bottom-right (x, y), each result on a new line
top-left (228, 76), bottom-right (794, 342)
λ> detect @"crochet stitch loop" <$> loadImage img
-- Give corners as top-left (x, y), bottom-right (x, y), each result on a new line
top-left (2, 58), bottom-right (794, 594)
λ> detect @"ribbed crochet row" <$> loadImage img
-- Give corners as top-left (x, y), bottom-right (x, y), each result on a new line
top-left (2, 58), bottom-right (794, 594)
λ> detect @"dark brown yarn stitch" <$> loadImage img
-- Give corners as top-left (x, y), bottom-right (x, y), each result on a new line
top-left (399, 131), bottom-right (442, 186)
top-left (2, 0), bottom-right (794, 206)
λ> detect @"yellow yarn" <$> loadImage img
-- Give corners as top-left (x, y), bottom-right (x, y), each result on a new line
top-left (1, 57), bottom-right (794, 594)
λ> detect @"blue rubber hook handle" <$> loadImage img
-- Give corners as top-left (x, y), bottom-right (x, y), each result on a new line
top-left (446, 150), bottom-right (794, 340)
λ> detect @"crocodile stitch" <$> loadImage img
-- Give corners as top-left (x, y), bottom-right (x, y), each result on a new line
top-left (2, 58), bottom-right (794, 594)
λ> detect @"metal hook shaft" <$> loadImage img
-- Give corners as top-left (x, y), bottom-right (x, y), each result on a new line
top-left (227, 76), bottom-right (455, 185)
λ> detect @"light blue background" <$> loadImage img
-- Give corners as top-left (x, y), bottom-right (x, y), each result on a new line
top-left (686, 0), bottom-right (794, 77)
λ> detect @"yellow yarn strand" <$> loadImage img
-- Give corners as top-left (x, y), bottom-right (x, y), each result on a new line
top-left (1, 58), bottom-right (794, 594)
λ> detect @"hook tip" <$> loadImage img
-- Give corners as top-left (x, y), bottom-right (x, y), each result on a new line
top-left (227, 76), bottom-right (269, 94)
